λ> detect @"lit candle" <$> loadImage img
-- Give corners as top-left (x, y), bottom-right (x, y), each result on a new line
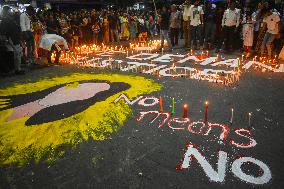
top-left (242, 54), bottom-right (244, 62)
top-left (183, 104), bottom-right (188, 118)
top-left (230, 108), bottom-right (234, 123)
top-left (204, 101), bottom-right (209, 124)
top-left (127, 50), bottom-right (129, 57)
top-left (206, 50), bottom-right (209, 57)
top-left (171, 97), bottom-right (175, 115)
top-left (162, 48), bottom-right (164, 55)
top-left (248, 112), bottom-right (252, 127)
top-left (159, 96), bottom-right (163, 112)
top-left (237, 58), bottom-right (241, 72)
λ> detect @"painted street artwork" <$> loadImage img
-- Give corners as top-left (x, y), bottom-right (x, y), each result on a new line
top-left (0, 50), bottom-right (284, 189)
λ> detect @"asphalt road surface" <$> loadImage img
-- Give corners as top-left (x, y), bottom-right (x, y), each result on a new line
top-left (0, 52), bottom-right (284, 189)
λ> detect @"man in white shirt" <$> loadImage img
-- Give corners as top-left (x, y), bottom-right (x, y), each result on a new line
top-left (221, 2), bottom-right (240, 51)
top-left (261, 9), bottom-right (281, 58)
top-left (20, 6), bottom-right (35, 65)
top-left (189, 0), bottom-right (204, 49)
top-left (182, 0), bottom-right (191, 48)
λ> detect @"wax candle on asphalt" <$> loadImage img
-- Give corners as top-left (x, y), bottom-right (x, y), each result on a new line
top-left (248, 112), bottom-right (252, 127)
top-left (204, 101), bottom-right (209, 124)
top-left (230, 108), bottom-right (234, 123)
top-left (159, 96), bottom-right (163, 112)
top-left (171, 97), bottom-right (175, 115)
top-left (183, 104), bottom-right (188, 118)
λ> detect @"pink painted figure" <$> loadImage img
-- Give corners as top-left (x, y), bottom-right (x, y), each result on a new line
top-left (6, 83), bottom-right (110, 122)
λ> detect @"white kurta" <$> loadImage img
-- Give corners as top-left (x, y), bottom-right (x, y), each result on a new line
top-left (242, 22), bottom-right (254, 47)
top-left (39, 34), bottom-right (69, 51)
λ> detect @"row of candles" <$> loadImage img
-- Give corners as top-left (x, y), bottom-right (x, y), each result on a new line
top-left (51, 41), bottom-right (250, 87)
top-left (57, 42), bottom-right (160, 64)
top-left (57, 41), bottom-right (278, 69)
top-left (52, 59), bottom-right (241, 87)
top-left (252, 55), bottom-right (278, 66)
top-left (159, 96), bottom-right (253, 127)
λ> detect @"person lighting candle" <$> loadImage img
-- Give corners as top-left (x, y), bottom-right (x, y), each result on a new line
top-left (39, 34), bottom-right (69, 65)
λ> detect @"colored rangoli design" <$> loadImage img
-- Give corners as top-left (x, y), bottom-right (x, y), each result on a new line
top-left (0, 73), bottom-right (161, 166)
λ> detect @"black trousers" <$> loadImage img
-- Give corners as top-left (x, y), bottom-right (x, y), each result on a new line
top-left (170, 28), bottom-right (179, 47)
top-left (223, 26), bottom-right (236, 50)
top-left (47, 44), bottom-right (61, 64)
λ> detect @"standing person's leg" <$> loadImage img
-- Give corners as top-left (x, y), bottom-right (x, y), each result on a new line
top-left (188, 25), bottom-right (191, 49)
top-left (160, 30), bottom-right (165, 49)
top-left (228, 26), bottom-right (235, 51)
top-left (265, 33), bottom-right (275, 58)
top-left (209, 22), bottom-right (216, 49)
top-left (26, 31), bottom-right (35, 65)
top-left (183, 21), bottom-right (189, 48)
top-left (190, 26), bottom-right (196, 49)
top-left (247, 46), bottom-right (252, 57)
top-left (204, 22), bottom-right (210, 48)
top-left (253, 31), bottom-right (259, 50)
top-left (92, 31), bottom-right (96, 44)
top-left (215, 24), bottom-right (223, 52)
top-left (174, 28), bottom-right (179, 46)
top-left (165, 30), bottom-right (172, 50)
top-left (223, 26), bottom-right (230, 50)
top-left (261, 32), bottom-right (269, 56)
top-left (110, 29), bottom-right (114, 42)
top-left (180, 20), bottom-right (184, 39)
top-left (196, 25), bottom-right (202, 49)
top-left (170, 28), bottom-right (175, 47)
top-left (115, 29), bottom-right (119, 42)
top-left (13, 44), bottom-right (22, 72)
top-left (95, 34), bottom-right (98, 44)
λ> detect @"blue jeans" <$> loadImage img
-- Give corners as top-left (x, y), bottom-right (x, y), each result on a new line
top-left (261, 32), bottom-right (275, 57)
top-left (160, 30), bottom-right (172, 49)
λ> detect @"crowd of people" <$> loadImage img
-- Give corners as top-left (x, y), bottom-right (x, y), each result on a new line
top-left (159, 0), bottom-right (283, 58)
top-left (0, 0), bottom-right (283, 75)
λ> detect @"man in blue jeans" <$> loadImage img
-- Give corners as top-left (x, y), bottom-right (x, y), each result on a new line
top-left (159, 6), bottom-right (173, 51)
top-left (261, 9), bottom-right (280, 58)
